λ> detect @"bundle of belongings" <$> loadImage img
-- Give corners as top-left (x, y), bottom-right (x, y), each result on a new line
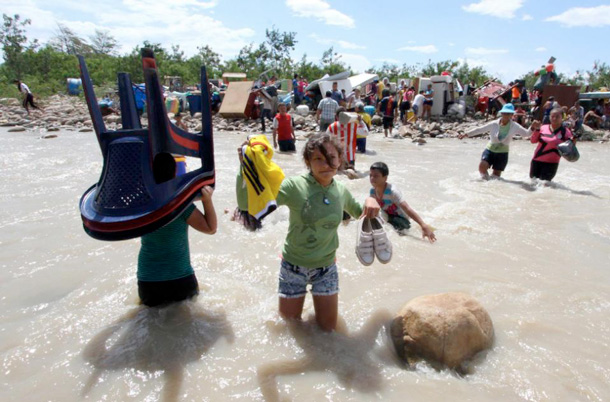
top-left (233, 135), bottom-right (285, 231)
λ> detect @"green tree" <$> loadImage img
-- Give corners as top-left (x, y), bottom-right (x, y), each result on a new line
top-left (49, 23), bottom-right (92, 55)
top-left (320, 46), bottom-right (347, 76)
top-left (191, 45), bottom-right (221, 79)
top-left (264, 26), bottom-right (297, 76)
top-left (420, 59), bottom-right (459, 77)
top-left (89, 29), bottom-right (118, 55)
top-left (294, 53), bottom-right (323, 82)
top-left (452, 62), bottom-right (492, 86)
top-left (587, 61), bottom-right (610, 90)
top-left (0, 14), bottom-right (38, 79)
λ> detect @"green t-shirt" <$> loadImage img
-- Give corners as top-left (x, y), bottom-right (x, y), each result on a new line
top-left (486, 123), bottom-right (510, 153)
top-left (236, 170), bottom-right (248, 211)
top-left (137, 204), bottom-right (196, 281)
top-left (277, 173), bottom-right (363, 268)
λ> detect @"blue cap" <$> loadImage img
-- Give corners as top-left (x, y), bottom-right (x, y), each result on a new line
top-left (499, 103), bottom-right (515, 114)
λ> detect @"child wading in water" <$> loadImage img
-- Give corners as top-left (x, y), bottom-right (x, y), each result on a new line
top-left (275, 133), bottom-right (380, 331)
top-left (137, 153), bottom-right (217, 307)
top-left (369, 162), bottom-right (436, 243)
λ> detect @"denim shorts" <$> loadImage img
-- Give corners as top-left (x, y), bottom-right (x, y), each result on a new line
top-left (278, 259), bottom-right (339, 298)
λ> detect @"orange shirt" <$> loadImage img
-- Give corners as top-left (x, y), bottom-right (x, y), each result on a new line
top-left (512, 87), bottom-right (521, 99)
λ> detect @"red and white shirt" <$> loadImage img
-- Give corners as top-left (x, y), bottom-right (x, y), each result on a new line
top-left (326, 121), bottom-right (368, 163)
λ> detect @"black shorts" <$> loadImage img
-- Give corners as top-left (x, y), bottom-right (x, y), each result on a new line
top-left (423, 100), bottom-right (433, 106)
top-left (278, 139), bottom-right (296, 152)
top-left (356, 137), bottom-right (366, 153)
top-left (481, 149), bottom-right (508, 171)
top-left (383, 116), bottom-right (394, 129)
top-left (400, 101), bottom-right (411, 111)
top-left (138, 274), bottom-right (199, 307)
top-left (530, 160), bottom-right (558, 181)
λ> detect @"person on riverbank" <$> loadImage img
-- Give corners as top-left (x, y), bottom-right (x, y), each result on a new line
top-left (530, 108), bottom-right (574, 182)
top-left (408, 90), bottom-right (425, 124)
top-left (316, 91), bottom-right (339, 132)
top-left (355, 102), bottom-right (371, 153)
top-left (137, 153), bottom-right (217, 307)
top-left (274, 133), bottom-right (380, 332)
top-left (422, 84), bottom-right (434, 121)
top-left (326, 108), bottom-right (368, 169)
top-left (369, 162), bottom-right (436, 242)
top-left (458, 103), bottom-right (534, 179)
top-left (14, 80), bottom-right (40, 115)
top-left (542, 96), bottom-right (559, 124)
top-left (272, 103), bottom-right (296, 152)
top-left (377, 89), bottom-right (397, 137)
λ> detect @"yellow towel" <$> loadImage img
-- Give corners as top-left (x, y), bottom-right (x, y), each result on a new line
top-left (241, 135), bottom-right (285, 219)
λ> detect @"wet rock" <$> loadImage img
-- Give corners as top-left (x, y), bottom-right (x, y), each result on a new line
top-left (295, 105), bottom-right (310, 116)
top-left (47, 127), bottom-right (60, 132)
top-left (104, 115), bottom-right (121, 124)
top-left (0, 98), bottom-right (21, 107)
top-left (42, 134), bottom-right (58, 139)
top-left (412, 138), bottom-right (427, 144)
top-left (292, 115), bottom-right (306, 126)
top-left (391, 292), bottom-right (493, 370)
top-left (8, 126), bottom-right (26, 132)
top-left (79, 127), bottom-right (93, 132)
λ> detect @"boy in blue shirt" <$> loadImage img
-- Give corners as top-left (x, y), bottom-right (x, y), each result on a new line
top-left (369, 162), bottom-right (436, 242)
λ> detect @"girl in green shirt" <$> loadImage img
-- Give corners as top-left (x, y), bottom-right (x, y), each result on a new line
top-left (275, 133), bottom-right (380, 332)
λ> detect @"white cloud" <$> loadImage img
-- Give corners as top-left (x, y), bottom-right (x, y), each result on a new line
top-left (545, 5), bottom-right (610, 27)
top-left (397, 45), bottom-right (438, 53)
top-left (375, 58), bottom-right (402, 65)
top-left (457, 58), bottom-right (491, 68)
top-left (522, 14), bottom-right (533, 21)
top-left (448, 42), bottom-right (455, 47)
top-left (3, 0), bottom-right (255, 59)
top-left (338, 53), bottom-right (371, 73)
top-left (462, 0), bottom-right (524, 19)
top-left (309, 34), bottom-right (365, 50)
top-left (465, 47), bottom-right (509, 55)
top-left (286, 0), bottom-right (355, 28)
top-left (535, 47), bottom-right (547, 52)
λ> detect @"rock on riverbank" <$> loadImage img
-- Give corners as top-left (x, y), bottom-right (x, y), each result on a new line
top-left (1, 95), bottom-right (608, 141)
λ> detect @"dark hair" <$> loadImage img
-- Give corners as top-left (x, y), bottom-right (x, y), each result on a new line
top-left (382, 89), bottom-right (390, 97)
top-left (419, 90), bottom-right (424, 94)
top-left (325, 90), bottom-right (332, 97)
top-left (335, 106), bottom-right (346, 118)
top-left (153, 152), bottom-right (176, 184)
top-left (294, 73), bottom-right (298, 79)
top-left (303, 133), bottom-right (345, 170)
top-left (14, 80), bottom-right (20, 91)
top-left (333, 81), bottom-right (338, 85)
top-left (370, 162), bottom-right (389, 176)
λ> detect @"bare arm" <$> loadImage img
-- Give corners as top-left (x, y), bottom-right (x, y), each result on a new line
top-left (187, 186), bottom-right (217, 234)
top-left (399, 200), bottom-right (436, 243)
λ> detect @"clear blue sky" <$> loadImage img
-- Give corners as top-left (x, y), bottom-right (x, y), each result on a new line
top-left (3, 0), bottom-right (610, 83)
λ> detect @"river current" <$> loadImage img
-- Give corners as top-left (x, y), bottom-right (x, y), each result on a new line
top-left (0, 127), bottom-right (609, 401)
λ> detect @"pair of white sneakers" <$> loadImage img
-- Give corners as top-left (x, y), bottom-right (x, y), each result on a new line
top-left (356, 216), bottom-right (392, 265)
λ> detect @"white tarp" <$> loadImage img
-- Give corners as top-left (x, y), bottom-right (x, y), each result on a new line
top-left (306, 71), bottom-right (350, 92)
top-left (348, 73), bottom-right (379, 90)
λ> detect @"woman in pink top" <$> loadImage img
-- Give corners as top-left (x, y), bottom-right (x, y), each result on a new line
top-left (530, 107), bottom-right (574, 181)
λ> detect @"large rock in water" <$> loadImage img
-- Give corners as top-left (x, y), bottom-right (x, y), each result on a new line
top-left (391, 292), bottom-right (493, 370)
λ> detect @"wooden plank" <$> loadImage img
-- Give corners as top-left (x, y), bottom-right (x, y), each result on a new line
top-left (218, 81), bottom-right (254, 118)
